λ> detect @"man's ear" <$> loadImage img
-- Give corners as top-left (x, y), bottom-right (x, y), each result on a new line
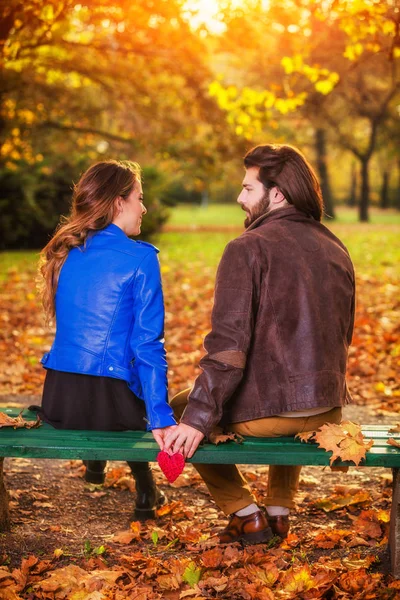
top-left (270, 186), bottom-right (286, 206)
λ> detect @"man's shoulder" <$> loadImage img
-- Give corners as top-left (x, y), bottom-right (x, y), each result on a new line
top-left (220, 231), bottom-right (268, 268)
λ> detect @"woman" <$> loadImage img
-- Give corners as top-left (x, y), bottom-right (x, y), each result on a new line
top-left (37, 159), bottom-right (177, 520)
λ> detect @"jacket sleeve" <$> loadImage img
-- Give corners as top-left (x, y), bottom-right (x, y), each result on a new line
top-left (130, 250), bottom-right (176, 430)
top-left (181, 238), bottom-right (258, 436)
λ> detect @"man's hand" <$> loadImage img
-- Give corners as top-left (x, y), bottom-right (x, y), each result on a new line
top-left (152, 425), bottom-right (178, 451)
top-left (163, 423), bottom-right (205, 459)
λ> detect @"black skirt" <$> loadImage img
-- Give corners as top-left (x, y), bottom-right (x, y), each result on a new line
top-left (40, 369), bottom-right (147, 431)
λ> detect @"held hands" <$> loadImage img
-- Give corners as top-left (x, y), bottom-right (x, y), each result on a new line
top-left (163, 423), bottom-right (205, 459)
top-left (151, 425), bottom-right (178, 451)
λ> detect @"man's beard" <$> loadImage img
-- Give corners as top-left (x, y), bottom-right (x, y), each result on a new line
top-left (243, 190), bottom-right (271, 228)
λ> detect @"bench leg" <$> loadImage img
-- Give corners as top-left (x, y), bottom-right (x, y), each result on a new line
top-left (0, 458), bottom-right (10, 531)
top-left (390, 467), bottom-right (400, 578)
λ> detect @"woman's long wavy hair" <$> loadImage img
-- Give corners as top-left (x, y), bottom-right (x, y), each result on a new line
top-left (244, 144), bottom-right (323, 221)
top-left (39, 160), bottom-right (141, 323)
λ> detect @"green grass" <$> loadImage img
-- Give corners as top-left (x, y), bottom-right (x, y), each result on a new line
top-left (0, 251), bottom-right (39, 281)
top-left (167, 203), bottom-right (244, 227)
top-left (153, 227), bottom-right (399, 280)
top-left (1, 209), bottom-right (399, 282)
top-left (167, 204), bottom-right (400, 227)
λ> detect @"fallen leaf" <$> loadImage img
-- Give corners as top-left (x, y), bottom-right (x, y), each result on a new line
top-left (199, 575), bottom-right (228, 592)
top-left (387, 437), bottom-right (400, 449)
top-left (0, 412), bottom-right (41, 429)
top-left (208, 431), bottom-right (244, 445)
top-left (129, 521), bottom-right (141, 539)
top-left (315, 421), bottom-right (374, 465)
top-left (314, 529), bottom-right (351, 548)
top-left (182, 562), bottom-right (202, 588)
top-left (111, 530), bottom-right (136, 545)
top-left (280, 564), bottom-right (315, 594)
top-left (347, 536), bottom-right (370, 548)
top-left (338, 568), bottom-right (382, 594)
top-left (388, 424), bottom-right (400, 434)
top-left (280, 533), bottom-right (300, 549)
top-left (295, 430), bottom-right (316, 443)
top-left (315, 491), bottom-right (371, 512)
top-left (200, 548), bottom-right (223, 568)
top-left (246, 563), bottom-right (280, 587)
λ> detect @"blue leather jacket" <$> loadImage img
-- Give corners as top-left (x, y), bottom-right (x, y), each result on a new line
top-left (41, 223), bottom-right (176, 430)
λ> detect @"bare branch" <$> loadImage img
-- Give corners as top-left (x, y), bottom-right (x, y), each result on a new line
top-left (39, 120), bottom-right (139, 147)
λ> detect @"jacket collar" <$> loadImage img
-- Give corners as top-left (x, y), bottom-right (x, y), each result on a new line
top-left (102, 223), bottom-right (128, 238)
top-left (246, 206), bottom-right (314, 231)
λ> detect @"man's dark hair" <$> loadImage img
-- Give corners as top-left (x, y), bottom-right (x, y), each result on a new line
top-left (244, 144), bottom-right (323, 222)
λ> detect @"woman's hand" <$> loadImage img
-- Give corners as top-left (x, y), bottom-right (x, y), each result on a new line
top-left (163, 423), bottom-right (204, 459)
top-left (151, 425), bottom-right (178, 451)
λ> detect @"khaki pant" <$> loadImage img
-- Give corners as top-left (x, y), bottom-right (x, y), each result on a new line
top-left (171, 389), bottom-right (342, 515)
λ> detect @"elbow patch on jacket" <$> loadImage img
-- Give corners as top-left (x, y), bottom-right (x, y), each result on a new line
top-left (208, 350), bottom-right (246, 369)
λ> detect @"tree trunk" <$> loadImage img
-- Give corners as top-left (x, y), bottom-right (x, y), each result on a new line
top-left (200, 189), bottom-right (209, 209)
top-left (380, 170), bottom-right (390, 209)
top-left (359, 158), bottom-right (370, 222)
top-left (315, 128), bottom-right (335, 218)
top-left (397, 159), bottom-right (400, 211)
top-left (0, 458), bottom-right (10, 531)
top-left (348, 163), bottom-right (357, 207)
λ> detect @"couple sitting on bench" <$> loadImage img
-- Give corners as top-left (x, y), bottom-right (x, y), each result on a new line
top-left (36, 143), bottom-right (355, 545)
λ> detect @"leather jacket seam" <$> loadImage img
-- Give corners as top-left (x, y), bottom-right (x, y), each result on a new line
top-left (208, 350), bottom-right (246, 369)
top-left (101, 269), bottom-right (137, 368)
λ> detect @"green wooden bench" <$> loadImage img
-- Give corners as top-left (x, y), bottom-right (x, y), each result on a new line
top-left (1, 408), bottom-right (400, 576)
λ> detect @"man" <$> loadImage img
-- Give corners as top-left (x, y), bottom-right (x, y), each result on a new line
top-left (164, 143), bottom-right (355, 544)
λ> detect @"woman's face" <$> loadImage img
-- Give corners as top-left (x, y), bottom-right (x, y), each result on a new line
top-left (115, 180), bottom-right (147, 236)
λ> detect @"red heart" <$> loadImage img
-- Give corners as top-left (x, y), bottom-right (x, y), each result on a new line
top-left (157, 451), bottom-right (185, 483)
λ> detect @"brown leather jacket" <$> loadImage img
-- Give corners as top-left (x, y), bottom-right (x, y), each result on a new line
top-left (181, 206), bottom-right (355, 436)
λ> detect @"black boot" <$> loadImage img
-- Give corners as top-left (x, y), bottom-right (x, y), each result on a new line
top-left (128, 462), bottom-right (166, 521)
top-left (84, 460), bottom-right (107, 484)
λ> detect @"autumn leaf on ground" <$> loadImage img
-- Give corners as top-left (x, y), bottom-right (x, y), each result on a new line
top-left (315, 490), bottom-right (371, 512)
top-left (0, 411), bottom-right (41, 429)
top-left (338, 568), bottom-right (382, 595)
top-left (295, 430), bottom-right (316, 443)
top-left (313, 529), bottom-right (351, 549)
top-left (245, 563), bottom-right (280, 587)
top-left (200, 548), bottom-right (223, 568)
top-left (280, 532), bottom-right (300, 549)
top-left (388, 424), bottom-right (400, 434)
top-left (199, 575), bottom-right (229, 593)
top-left (111, 530), bottom-right (137, 545)
top-left (182, 561), bottom-right (202, 588)
top-left (33, 565), bottom-right (123, 596)
top-left (341, 554), bottom-right (378, 570)
top-left (208, 430), bottom-right (244, 445)
top-left (315, 421), bottom-right (374, 465)
top-left (129, 521), bottom-right (141, 539)
top-left (280, 564), bottom-right (315, 594)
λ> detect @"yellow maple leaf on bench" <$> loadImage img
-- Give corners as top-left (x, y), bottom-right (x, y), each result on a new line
top-left (296, 421), bottom-right (374, 466)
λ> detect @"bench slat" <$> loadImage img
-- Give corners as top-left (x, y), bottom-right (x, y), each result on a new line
top-left (0, 409), bottom-right (399, 467)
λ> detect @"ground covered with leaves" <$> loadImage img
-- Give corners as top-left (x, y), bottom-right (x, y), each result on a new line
top-left (0, 222), bottom-right (399, 598)
top-left (0, 436), bottom-right (398, 600)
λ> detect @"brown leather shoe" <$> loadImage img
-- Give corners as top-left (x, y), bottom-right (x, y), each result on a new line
top-left (219, 510), bottom-right (273, 545)
top-left (267, 514), bottom-right (289, 539)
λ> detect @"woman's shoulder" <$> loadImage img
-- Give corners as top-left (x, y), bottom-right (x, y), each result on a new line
top-left (88, 229), bottom-right (160, 258)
